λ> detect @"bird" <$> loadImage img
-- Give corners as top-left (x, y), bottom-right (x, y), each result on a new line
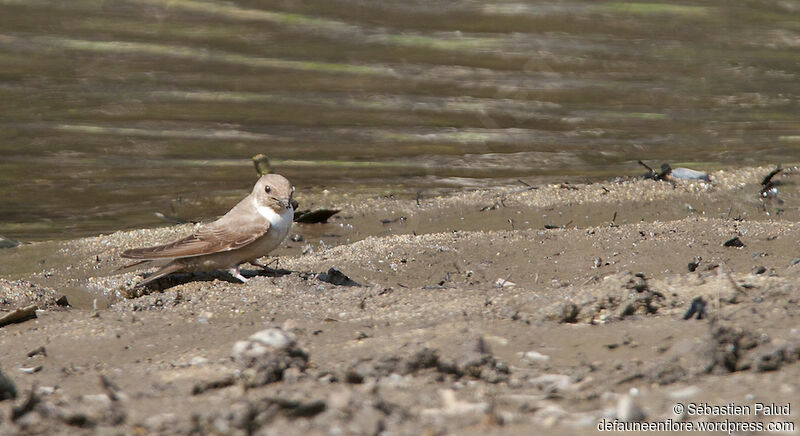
top-left (120, 174), bottom-right (294, 287)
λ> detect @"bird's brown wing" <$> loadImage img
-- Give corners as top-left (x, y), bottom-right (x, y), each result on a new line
top-left (121, 214), bottom-right (270, 260)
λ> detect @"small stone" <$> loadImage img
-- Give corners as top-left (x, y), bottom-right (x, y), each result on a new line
top-left (0, 235), bottom-right (20, 249)
top-left (231, 328), bottom-right (309, 387)
top-left (421, 389), bottom-right (490, 417)
top-left (197, 311), bottom-right (214, 324)
top-left (317, 268), bottom-right (360, 287)
top-left (18, 366), bottom-right (42, 374)
top-left (723, 236), bottom-right (744, 248)
top-left (26, 346), bottom-right (46, 358)
top-left (617, 394), bottom-right (646, 421)
top-left (522, 351), bottom-right (550, 363)
top-left (754, 345), bottom-right (785, 372)
top-left (495, 278), bottom-right (517, 288)
top-left (190, 356), bottom-right (209, 366)
top-left (668, 386), bottom-right (700, 400)
top-left (527, 374), bottom-right (573, 393)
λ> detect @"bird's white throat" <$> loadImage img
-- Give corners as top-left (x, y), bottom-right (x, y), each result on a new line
top-left (254, 198), bottom-right (293, 234)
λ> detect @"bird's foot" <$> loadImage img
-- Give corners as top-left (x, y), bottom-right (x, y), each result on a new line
top-left (227, 266), bottom-right (249, 283)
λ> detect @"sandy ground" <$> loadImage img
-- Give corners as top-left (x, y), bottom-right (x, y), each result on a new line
top-left (1, 166), bottom-right (799, 435)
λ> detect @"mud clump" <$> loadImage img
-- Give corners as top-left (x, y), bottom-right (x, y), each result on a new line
top-left (544, 272), bottom-right (664, 324)
top-left (344, 337), bottom-right (509, 384)
top-left (194, 388), bottom-right (414, 436)
top-left (231, 328), bottom-right (309, 387)
top-left (195, 395), bottom-right (326, 435)
top-left (8, 376), bottom-right (125, 433)
top-left (645, 323), bottom-right (787, 385)
top-left (749, 341), bottom-right (800, 372)
top-left (311, 268), bottom-right (361, 287)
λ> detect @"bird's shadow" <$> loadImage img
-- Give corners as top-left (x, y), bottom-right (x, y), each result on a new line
top-left (131, 267), bottom-right (294, 295)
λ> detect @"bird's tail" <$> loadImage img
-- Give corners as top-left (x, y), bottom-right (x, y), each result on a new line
top-left (136, 263), bottom-right (184, 287)
top-left (114, 259), bottom-right (151, 273)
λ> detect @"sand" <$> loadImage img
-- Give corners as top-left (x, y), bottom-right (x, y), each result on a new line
top-left (0, 165), bottom-right (798, 435)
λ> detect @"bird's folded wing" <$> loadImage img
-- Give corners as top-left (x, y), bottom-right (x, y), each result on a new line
top-left (121, 220), bottom-right (269, 260)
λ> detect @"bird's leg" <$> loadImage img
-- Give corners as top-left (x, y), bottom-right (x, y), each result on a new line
top-left (249, 259), bottom-right (268, 269)
top-left (250, 257), bottom-right (278, 270)
top-left (227, 264), bottom-right (249, 283)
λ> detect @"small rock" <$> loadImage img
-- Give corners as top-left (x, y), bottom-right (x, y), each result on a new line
top-left (197, 311), bottom-right (214, 324)
top-left (723, 236), bottom-right (744, 248)
top-left (18, 366), bottom-right (42, 374)
top-left (495, 278), bottom-right (517, 288)
top-left (192, 376), bottom-right (235, 395)
top-left (36, 386), bottom-right (56, 396)
top-left (646, 358), bottom-right (687, 385)
top-left (522, 351), bottom-right (550, 363)
top-left (189, 356), bottom-right (209, 366)
top-left (753, 345), bottom-right (787, 372)
top-left (669, 167), bottom-right (710, 182)
top-left (231, 328), bottom-right (309, 387)
top-left (457, 337), bottom-right (510, 383)
top-left (527, 374), bottom-right (573, 393)
top-left (0, 235), bottom-right (20, 249)
top-left (616, 394), bottom-right (646, 421)
top-left (26, 346), bottom-right (46, 358)
top-left (282, 367), bottom-right (302, 384)
top-left (143, 413), bottom-right (179, 432)
top-left (317, 268), bottom-right (360, 287)
top-left (558, 303), bottom-right (580, 323)
top-left (668, 386), bottom-right (700, 400)
top-left (421, 389), bottom-right (490, 417)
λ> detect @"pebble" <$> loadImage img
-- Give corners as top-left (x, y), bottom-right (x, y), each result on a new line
top-left (232, 329), bottom-right (295, 359)
top-left (616, 394), bottom-right (646, 421)
top-left (670, 168), bottom-right (710, 182)
top-left (420, 389), bottom-right (490, 417)
top-left (197, 311), bottom-right (214, 324)
top-left (521, 350), bottom-right (550, 363)
top-left (668, 385), bottom-right (700, 400)
top-left (231, 328), bottom-right (308, 387)
top-left (527, 374), bottom-right (573, 392)
top-left (495, 278), bottom-right (517, 288)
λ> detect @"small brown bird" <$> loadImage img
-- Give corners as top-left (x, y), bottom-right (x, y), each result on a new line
top-left (121, 174), bottom-right (294, 286)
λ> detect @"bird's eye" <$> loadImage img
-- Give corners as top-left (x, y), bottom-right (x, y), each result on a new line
top-left (264, 186), bottom-right (271, 193)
